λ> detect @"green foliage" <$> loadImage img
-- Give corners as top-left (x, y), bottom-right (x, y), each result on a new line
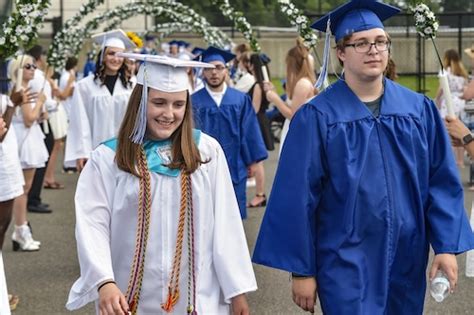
top-left (0, 0), bottom-right (51, 59)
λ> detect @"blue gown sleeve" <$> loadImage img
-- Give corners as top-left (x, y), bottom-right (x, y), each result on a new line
top-left (423, 98), bottom-right (474, 254)
top-left (253, 104), bottom-right (327, 276)
top-left (240, 95), bottom-right (268, 166)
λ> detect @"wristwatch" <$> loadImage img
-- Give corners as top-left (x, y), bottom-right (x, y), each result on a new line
top-left (462, 133), bottom-right (474, 146)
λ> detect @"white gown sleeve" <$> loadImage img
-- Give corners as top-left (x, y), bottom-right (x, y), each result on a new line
top-left (210, 140), bottom-right (257, 303)
top-left (64, 79), bottom-right (93, 163)
top-left (66, 146), bottom-right (116, 310)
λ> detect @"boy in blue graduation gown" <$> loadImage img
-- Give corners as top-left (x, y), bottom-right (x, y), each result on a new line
top-left (192, 47), bottom-right (268, 219)
top-left (253, 0), bottom-right (474, 314)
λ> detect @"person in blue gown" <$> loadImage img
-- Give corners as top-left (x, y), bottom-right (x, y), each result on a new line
top-left (192, 46), bottom-right (268, 219)
top-left (253, 0), bottom-right (474, 314)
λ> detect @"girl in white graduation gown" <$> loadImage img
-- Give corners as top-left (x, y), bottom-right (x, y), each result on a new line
top-left (64, 30), bottom-right (137, 171)
top-left (66, 54), bottom-right (257, 315)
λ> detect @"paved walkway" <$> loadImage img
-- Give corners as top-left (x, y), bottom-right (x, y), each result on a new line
top-left (3, 146), bottom-right (474, 314)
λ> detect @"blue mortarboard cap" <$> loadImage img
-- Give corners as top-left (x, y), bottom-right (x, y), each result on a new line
top-left (191, 47), bottom-right (205, 56)
top-left (311, 0), bottom-right (400, 42)
top-left (200, 46), bottom-right (236, 64)
top-left (145, 34), bottom-right (156, 41)
top-left (169, 40), bottom-right (179, 46)
top-left (259, 53), bottom-right (271, 65)
top-left (178, 40), bottom-right (191, 48)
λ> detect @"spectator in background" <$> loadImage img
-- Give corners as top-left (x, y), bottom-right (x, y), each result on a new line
top-left (244, 53), bottom-right (275, 208)
top-left (26, 45), bottom-right (56, 214)
top-left (262, 39), bottom-right (317, 155)
top-left (233, 51), bottom-right (256, 93)
top-left (82, 51), bottom-right (96, 78)
top-left (0, 87), bottom-right (35, 312)
top-left (435, 49), bottom-right (469, 167)
top-left (9, 54), bottom-right (48, 251)
top-left (232, 43), bottom-right (252, 84)
top-left (464, 44), bottom-right (474, 75)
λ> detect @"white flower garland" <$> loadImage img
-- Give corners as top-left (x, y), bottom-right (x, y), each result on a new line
top-left (278, 0), bottom-right (318, 48)
top-left (0, 0), bottom-right (51, 59)
top-left (102, 3), bottom-right (228, 47)
top-left (47, 0), bottom-right (104, 69)
top-left (411, 3), bottom-right (439, 38)
top-left (210, 0), bottom-right (261, 52)
top-left (48, 0), bottom-right (231, 70)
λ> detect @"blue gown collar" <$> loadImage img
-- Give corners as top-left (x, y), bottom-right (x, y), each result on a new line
top-left (103, 129), bottom-right (202, 177)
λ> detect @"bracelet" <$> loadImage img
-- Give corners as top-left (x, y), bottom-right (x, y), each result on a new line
top-left (291, 273), bottom-right (314, 279)
top-left (97, 280), bottom-right (116, 292)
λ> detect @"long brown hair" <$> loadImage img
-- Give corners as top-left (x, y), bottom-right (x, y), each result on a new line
top-left (94, 47), bottom-right (132, 89)
top-left (443, 49), bottom-right (468, 79)
top-left (116, 85), bottom-right (206, 177)
top-left (286, 39), bottom-right (316, 99)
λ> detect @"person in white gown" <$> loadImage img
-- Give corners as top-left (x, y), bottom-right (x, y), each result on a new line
top-left (66, 53), bottom-right (257, 315)
top-left (64, 29), bottom-right (137, 171)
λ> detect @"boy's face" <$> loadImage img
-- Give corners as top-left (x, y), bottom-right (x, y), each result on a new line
top-left (203, 61), bottom-right (227, 89)
top-left (337, 28), bottom-right (389, 82)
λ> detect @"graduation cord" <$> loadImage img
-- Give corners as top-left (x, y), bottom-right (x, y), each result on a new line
top-left (161, 174), bottom-right (186, 312)
top-left (185, 175), bottom-right (197, 315)
top-left (126, 147), bottom-right (152, 314)
top-left (162, 172), bottom-right (197, 314)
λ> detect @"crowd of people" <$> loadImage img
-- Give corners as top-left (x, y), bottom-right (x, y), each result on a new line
top-left (1, 0), bottom-right (474, 314)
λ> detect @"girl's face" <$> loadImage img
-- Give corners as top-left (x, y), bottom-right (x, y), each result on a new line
top-left (22, 57), bottom-right (36, 82)
top-left (103, 47), bottom-right (125, 74)
top-left (146, 88), bottom-right (187, 141)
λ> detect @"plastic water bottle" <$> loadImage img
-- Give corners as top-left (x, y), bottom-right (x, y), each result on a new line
top-left (430, 270), bottom-right (450, 302)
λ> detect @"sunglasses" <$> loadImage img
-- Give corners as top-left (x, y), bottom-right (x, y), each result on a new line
top-left (23, 64), bottom-right (37, 70)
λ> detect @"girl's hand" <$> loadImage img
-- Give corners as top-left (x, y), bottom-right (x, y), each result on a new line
top-left (98, 282), bottom-right (129, 315)
top-left (231, 294), bottom-right (250, 315)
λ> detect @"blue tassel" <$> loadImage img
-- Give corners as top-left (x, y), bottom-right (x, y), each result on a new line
top-left (130, 59), bottom-right (148, 144)
top-left (315, 18), bottom-right (331, 91)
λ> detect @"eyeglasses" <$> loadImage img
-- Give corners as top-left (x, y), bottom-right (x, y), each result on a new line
top-left (345, 40), bottom-right (391, 53)
top-left (23, 64), bottom-right (37, 70)
top-left (203, 65), bottom-right (227, 72)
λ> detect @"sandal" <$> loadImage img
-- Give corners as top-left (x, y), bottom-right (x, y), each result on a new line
top-left (9, 294), bottom-right (19, 311)
top-left (247, 193), bottom-right (267, 208)
top-left (43, 181), bottom-right (65, 189)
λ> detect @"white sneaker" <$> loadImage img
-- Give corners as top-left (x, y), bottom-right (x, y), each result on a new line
top-left (12, 224), bottom-right (40, 252)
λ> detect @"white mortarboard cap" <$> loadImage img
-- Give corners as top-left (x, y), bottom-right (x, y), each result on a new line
top-left (91, 29), bottom-right (137, 50)
top-left (116, 52), bottom-right (215, 144)
top-left (118, 52), bottom-right (214, 92)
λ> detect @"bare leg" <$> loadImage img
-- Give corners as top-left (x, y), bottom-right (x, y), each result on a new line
top-left (248, 162), bottom-right (266, 207)
top-left (44, 139), bottom-right (63, 185)
top-left (13, 168), bottom-right (35, 226)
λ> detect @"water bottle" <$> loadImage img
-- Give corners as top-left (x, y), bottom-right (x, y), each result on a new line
top-left (430, 270), bottom-right (450, 302)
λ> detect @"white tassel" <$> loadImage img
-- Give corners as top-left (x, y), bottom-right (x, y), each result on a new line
top-left (315, 19), bottom-right (331, 90)
top-left (130, 59), bottom-right (148, 144)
